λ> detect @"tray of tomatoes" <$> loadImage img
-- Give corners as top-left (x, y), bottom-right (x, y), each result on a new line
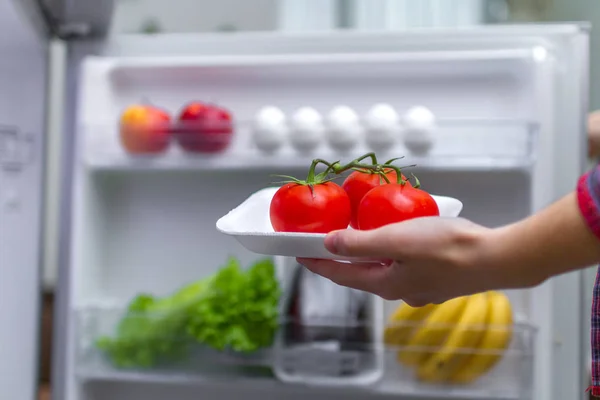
top-left (216, 152), bottom-right (463, 260)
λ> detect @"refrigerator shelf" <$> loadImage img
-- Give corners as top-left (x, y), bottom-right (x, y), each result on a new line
top-left (82, 118), bottom-right (538, 172)
top-left (74, 306), bottom-right (536, 400)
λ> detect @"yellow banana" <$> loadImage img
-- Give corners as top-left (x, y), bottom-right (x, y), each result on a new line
top-left (449, 291), bottom-right (513, 384)
top-left (384, 302), bottom-right (437, 347)
top-left (397, 296), bottom-right (469, 367)
top-left (416, 292), bottom-right (490, 383)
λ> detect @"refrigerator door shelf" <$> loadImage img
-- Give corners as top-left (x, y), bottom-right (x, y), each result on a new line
top-left (72, 303), bottom-right (536, 400)
top-left (77, 50), bottom-right (542, 174)
top-left (82, 117), bottom-right (538, 173)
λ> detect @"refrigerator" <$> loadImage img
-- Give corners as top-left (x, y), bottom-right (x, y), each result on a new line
top-left (0, 1), bottom-right (593, 400)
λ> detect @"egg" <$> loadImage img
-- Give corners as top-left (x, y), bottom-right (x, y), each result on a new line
top-left (252, 106), bottom-right (288, 153)
top-left (364, 103), bottom-right (399, 150)
top-left (325, 106), bottom-right (362, 152)
top-left (289, 107), bottom-right (324, 152)
top-left (402, 106), bottom-right (436, 155)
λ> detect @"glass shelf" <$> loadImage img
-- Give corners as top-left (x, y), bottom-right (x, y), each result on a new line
top-left (82, 118), bottom-right (538, 172)
top-left (74, 305), bottom-right (536, 400)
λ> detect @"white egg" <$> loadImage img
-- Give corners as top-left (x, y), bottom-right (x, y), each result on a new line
top-left (252, 106), bottom-right (288, 153)
top-left (289, 107), bottom-right (324, 152)
top-left (325, 106), bottom-right (362, 151)
top-left (364, 103), bottom-right (399, 150)
top-left (402, 106), bottom-right (436, 155)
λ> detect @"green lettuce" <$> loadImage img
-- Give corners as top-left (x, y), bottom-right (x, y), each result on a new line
top-left (95, 257), bottom-right (280, 368)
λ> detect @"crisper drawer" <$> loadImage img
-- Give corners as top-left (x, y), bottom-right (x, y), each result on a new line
top-left (73, 257), bottom-right (536, 400)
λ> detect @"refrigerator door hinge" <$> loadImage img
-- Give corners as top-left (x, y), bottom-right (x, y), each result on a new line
top-left (0, 126), bottom-right (35, 171)
top-left (56, 22), bottom-right (92, 40)
top-left (33, 0), bottom-right (114, 40)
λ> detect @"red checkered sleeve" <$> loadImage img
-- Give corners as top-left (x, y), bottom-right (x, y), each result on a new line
top-left (579, 166), bottom-right (600, 397)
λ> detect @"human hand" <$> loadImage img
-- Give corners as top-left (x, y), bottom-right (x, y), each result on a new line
top-left (297, 217), bottom-right (504, 307)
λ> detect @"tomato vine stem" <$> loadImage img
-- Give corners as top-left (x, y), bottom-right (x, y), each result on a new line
top-left (330, 157), bottom-right (417, 187)
top-left (384, 156), bottom-right (405, 165)
top-left (270, 158), bottom-right (337, 187)
top-left (379, 164), bottom-right (408, 185)
top-left (410, 173), bottom-right (421, 189)
top-left (269, 152), bottom-right (422, 189)
top-left (352, 152), bottom-right (378, 165)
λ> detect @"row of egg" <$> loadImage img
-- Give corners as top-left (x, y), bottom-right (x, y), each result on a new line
top-left (252, 104), bottom-right (436, 155)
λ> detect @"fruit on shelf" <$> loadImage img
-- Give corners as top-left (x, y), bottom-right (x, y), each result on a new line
top-left (175, 101), bottom-right (234, 153)
top-left (364, 103), bottom-right (399, 150)
top-left (289, 107), bottom-right (324, 152)
top-left (396, 296), bottom-right (470, 367)
top-left (449, 291), bottom-right (514, 384)
top-left (384, 291), bottom-right (514, 385)
top-left (402, 106), bottom-right (436, 155)
top-left (384, 302), bottom-right (437, 347)
top-left (95, 257), bottom-right (280, 369)
top-left (252, 106), bottom-right (288, 153)
top-left (119, 104), bottom-right (171, 154)
top-left (325, 106), bottom-right (362, 152)
top-left (416, 292), bottom-right (489, 383)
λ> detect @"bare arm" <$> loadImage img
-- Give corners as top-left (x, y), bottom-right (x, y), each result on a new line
top-left (486, 192), bottom-right (600, 289)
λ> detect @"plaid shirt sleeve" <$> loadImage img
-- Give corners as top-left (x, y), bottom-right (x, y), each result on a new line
top-left (578, 165), bottom-right (600, 397)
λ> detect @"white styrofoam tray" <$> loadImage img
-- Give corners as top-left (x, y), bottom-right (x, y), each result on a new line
top-left (216, 187), bottom-right (463, 260)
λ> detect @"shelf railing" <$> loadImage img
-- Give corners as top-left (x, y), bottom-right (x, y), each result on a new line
top-left (74, 306), bottom-right (536, 400)
top-left (82, 118), bottom-right (538, 172)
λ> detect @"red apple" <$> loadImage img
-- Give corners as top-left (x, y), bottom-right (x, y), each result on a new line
top-left (175, 101), bottom-right (233, 153)
top-left (119, 104), bottom-right (171, 154)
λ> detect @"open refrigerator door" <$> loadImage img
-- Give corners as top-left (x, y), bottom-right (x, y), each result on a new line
top-left (54, 25), bottom-right (588, 400)
top-left (0, 1), bottom-right (51, 399)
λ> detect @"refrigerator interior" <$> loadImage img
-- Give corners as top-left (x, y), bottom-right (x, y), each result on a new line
top-left (57, 28), bottom-right (588, 400)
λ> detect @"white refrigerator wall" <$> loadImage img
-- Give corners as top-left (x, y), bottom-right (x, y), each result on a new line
top-left (0, 1), bottom-right (47, 399)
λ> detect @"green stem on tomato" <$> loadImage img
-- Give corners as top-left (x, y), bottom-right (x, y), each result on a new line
top-left (270, 174), bottom-right (305, 185)
top-left (329, 153), bottom-right (379, 175)
top-left (270, 158), bottom-right (334, 187)
top-left (306, 158), bottom-right (337, 184)
top-left (332, 161), bottom-right (381, 175)
top-left (379, 173), bottom-right (391, 184)
top-left (319, 160), bottom-right (342, 178)
top-left (381, 164), bottom-right (417, 174)
top-left (352, 152), bottom-right (378, 165)
top-left (384, 156), bottom-right (405, 165)
top-left (305, 159), bottom-right (321, 184)
top-left (411, 173), bottom-right (421, 189)
top-left (377, 164), bottom-right (407, 185)
top-left (270, 152), bottom-right (420, 189)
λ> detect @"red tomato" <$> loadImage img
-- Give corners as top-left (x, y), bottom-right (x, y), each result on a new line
top-left (270, 182), bottom-right (351, 233)
top-left (342, 169), bottom-right (410, 229)
top-left (357, 184), bottom-right (439, 230)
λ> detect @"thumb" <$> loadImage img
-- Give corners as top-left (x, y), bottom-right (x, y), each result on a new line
top-left (325, 227), bottom-right (399, 258)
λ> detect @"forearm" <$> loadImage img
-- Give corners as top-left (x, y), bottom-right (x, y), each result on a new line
top-left (486, 192), bottom-right (600, 288)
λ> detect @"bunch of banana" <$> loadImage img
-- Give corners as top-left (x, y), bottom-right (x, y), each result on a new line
top-left (383, 291), bottom-right (513, 385)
